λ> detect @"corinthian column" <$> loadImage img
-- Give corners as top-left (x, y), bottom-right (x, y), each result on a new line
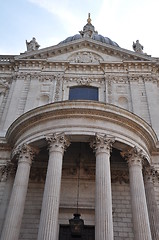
top-left (90, 133), bottom-right (115, 240)
top-left (1, 144), bottom-right (37, 240)
top-left (122, 147), bottom-right (152, 240)
top-left (144, 165), bottom-right (159, 240)
top-left (37, 133), bottom-right (70, 240)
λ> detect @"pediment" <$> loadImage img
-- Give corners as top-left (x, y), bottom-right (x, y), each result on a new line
top-left (16, 38), bottom-right (153, 63)
top-left (48, 50), bottom-right (122, 63)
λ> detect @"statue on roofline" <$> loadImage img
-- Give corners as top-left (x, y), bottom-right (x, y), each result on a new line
top-left (133, 40), bottom-right (143, 53)
top-left (26, 37), bottom-right (40, 51)
top-left (79, 13), bottom-right (98, 38)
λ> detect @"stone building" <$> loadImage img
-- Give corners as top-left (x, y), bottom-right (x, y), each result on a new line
top-left (0, 15), bottom-right (159, 240)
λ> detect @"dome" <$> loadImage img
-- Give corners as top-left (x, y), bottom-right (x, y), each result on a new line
top-left (59, 14), bottom-right (119, 47)
top-left (59, 33), bottom-right (119, 47)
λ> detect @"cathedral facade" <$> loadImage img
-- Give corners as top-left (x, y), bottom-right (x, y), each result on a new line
top-left (0, 16), bottom-right (159, 240)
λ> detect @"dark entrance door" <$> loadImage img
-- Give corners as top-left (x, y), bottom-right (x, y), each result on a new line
top-left (59, 225), bottom-right (95, 240)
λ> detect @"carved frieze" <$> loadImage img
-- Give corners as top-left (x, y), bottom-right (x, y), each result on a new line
top-left (0, 161), bottom-right (17, 182)
top-left (30, 166), bottom-right (47, 182)
top-left (62, 167), bottom-right (77, 177)
top-left (111, 169), bottom-right (129, 184)
top-left (62, 165), bottom-right (129, 183)
top-left (39, 75), bottom-right (55, 82)
top-left (65, 76), bottom-right (104, 85)
top-left (68, 51), bottom-right (103, 63)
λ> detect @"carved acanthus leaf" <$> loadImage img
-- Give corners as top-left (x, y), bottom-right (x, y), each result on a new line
top-left (12, 144), bottom-right (39, 163)
top-left (121, 146), bottom-right (146, 168)
top-left (46, 132), bottom-right (70, 152)
top-left (90, 133), bottom-right (115, 154)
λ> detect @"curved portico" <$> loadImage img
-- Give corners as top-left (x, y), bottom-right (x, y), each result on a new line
top-left (2, 101), bottom-right (158, 240)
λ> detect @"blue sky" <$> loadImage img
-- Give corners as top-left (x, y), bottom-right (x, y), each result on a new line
top-left (1, 0), bottom-right (159, 57)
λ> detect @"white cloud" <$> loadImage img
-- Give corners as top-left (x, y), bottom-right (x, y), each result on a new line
top-left (28, 0), bottom-right (84, 34)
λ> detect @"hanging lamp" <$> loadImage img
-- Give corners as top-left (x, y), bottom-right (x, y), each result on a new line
top-left (69, 145), bottom-right (84, 236)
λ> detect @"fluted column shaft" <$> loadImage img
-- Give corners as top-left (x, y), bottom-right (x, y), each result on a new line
top-left (91, 134), bottom-right (115, 240)
top-left (1, 144), bottom-right (36, 240)
top-left (144, 167), bottom-right (159, 240)
top-left (37, 133), bottom-right (70, 240)
top-left (124, 147), bottom-right (152, 240)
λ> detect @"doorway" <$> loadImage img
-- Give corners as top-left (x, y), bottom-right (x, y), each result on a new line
top-left (59, 225), bottom-right (95, 240)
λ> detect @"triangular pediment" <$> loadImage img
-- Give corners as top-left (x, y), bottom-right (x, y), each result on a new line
top-left (15, 38), bottom-right (153, 63)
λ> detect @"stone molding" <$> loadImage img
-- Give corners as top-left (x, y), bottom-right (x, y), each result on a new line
top-left (6, 101), bottom-right (157, 153)
top-left (90, 133), bottom-right (115, 155)
top-left (13, 38), bottom-right (152, 61)
top-left (46, 132), bottom-right (70, 153)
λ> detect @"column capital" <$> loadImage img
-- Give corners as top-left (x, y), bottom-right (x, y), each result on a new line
top-left (46, 132), bottom-right (70, 153)
top-left (121, 146), bottom-right (146, 168)
top-left (90, 133), bottom-right (115, 155)
top-left (12, 144), bottom-right (39, 165)
top-left (143, 164), bottom-right (159, 184)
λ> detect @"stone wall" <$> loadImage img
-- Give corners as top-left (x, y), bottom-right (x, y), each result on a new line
top-left (112, 183), bottom-right (134, 240)
top-left (17, 174), bottom-right (135, 239)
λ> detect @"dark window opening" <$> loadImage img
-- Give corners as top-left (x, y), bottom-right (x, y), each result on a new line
top-left (69, 86), bottom-right (98, 101)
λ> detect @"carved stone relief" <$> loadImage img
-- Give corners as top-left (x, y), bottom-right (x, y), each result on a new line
top-left (54, 73), bottom-right (64, 102)
top-left (0, 162), bottom-right (17, 182)
top-left (68, 51), bottom-right (103, 63)
top-left (61, 164), bottom-right (129, 184)
top-left (65, 76), bottom-right (104, 86)
top-left (30, 166), bottom-right (47, 182)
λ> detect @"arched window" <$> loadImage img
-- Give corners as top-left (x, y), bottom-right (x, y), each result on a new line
top-left (69, 86), bottom-right (98, 101)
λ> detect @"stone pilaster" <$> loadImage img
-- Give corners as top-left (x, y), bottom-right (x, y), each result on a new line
top-left (144, 165), bottom-right (159, 240)
top-left (37, 133), bottom-right (70, 240)
top-left (1, 144), bottom-right (37, 240)
top-left (123, 147), bottom-right (152, 240)
top-left (90, 133), bottom-right (115, 240)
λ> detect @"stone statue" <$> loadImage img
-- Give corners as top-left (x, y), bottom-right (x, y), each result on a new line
top-left (79, 13), bottom-right (98, 38)
top-left (133, 40), bottom-right (143, 53)
top-left (26, 37), bottom-right (40, 51)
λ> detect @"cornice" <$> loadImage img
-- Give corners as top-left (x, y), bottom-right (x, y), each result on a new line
top-left (1, 60), bottom-right (158, 76)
